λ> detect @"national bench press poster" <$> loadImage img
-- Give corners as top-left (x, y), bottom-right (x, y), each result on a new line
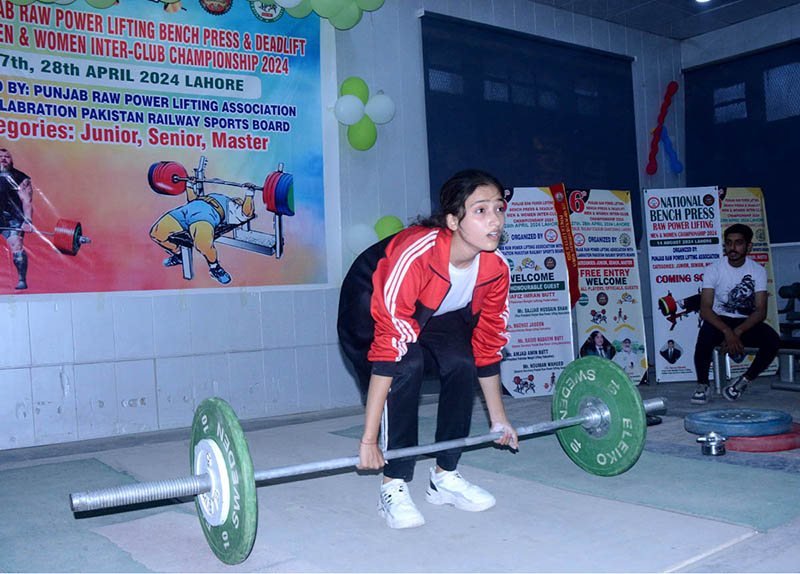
top-left (645, 186), bottom-right (721, 383)
top-left (0, 0), bottom-right (324, 293)
top-left (719, 187), bottom-right (779, 378)
top-left (569, 189), bottom-right (648, 385)
top-left (499, 185), bottom-right (574, 398)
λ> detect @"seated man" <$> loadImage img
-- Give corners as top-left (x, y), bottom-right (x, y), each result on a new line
top-left (691, 223), bottom-right (779, 404)
top-left (150, 185), bottom-right (254, 285)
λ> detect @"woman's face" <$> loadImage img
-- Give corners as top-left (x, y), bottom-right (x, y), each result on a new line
top-left (593, 333), bottom-right (603, 346)
top-left (447, 184), bottom-right (505, 259)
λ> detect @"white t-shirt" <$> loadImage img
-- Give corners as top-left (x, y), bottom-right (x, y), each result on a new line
top-left (434, 255), bottom-right (480, 316)
top-left (702, 257), bottom-right (767, 318)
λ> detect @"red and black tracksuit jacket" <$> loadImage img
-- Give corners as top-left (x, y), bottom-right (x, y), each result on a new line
top-left (338, 225), bottom-right (511, 386)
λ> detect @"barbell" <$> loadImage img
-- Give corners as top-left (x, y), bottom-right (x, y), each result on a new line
top-left (0, 218), bottom-right (90, 255)
top-left (147, 161), bottom-right (295, 217)
top-left (69, 356), bottom-right (666, 565)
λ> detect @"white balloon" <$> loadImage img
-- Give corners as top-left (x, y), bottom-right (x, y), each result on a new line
top-left (345, 223), bottom-right (377, 255)
top-left (275, 0), bottom-right (304, 7)
top-left (364, 92), bottom-right (395, 124)
top-left (334, 94), bottom-right (366, 125)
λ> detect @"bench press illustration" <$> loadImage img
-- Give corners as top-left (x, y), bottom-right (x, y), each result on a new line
top-left (147, 156), bottom-right (294, 281)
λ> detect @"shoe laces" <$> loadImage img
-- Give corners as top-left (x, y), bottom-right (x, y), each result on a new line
top-left (382, 480), bottom-right (414, 508)
top-left (433, 470), bottom-right (474, 493)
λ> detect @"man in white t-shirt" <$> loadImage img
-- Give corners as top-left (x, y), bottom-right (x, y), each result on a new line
top-left (691, 224), bottom-right (779, 404)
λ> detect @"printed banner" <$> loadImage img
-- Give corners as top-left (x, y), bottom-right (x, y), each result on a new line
top-left (0, 1), bottom-right (324, 294)
top-left (720, 187), bottom-right (779, 377)
top-left (569, 189), bottom-right (648, 385)
top-left (645, 187), bottom-right (721, 382)
top-left (499, 185), bottom-right (574, 398)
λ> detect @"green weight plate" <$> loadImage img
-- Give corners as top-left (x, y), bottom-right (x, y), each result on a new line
top-left (552, 356), bottom-right (646, 476)
top-left (191, 398), bottom-right (258, 565)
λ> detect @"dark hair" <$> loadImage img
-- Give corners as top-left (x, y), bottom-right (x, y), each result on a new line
top-left (417, 169), bottom-right (504, 228)
top-left (667, 339), bottom-right (675, 345)
top-left (724, 223), bottom-right (753, 244)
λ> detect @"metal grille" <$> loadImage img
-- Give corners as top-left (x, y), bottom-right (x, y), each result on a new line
top-left (764, 62), bottom-right (800, 122)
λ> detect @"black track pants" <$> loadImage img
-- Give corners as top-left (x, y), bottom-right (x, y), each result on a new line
top-left (344, 306), bottom-right (478, 482)
top-left (693, 317), bottom-right (780, 385)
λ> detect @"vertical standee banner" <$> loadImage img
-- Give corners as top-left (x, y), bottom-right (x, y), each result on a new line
top-left (720, 187), bottom-right (779, 377)
top-left (0, 1), bottom-right (323, 293)
top-left (499, 185), bottom-right (574, 398)
top-left (569, 189), bottom-right (648, 384)
top-left (645, 187), bottom-right (721, 382)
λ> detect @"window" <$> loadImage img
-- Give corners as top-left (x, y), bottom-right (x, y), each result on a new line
top-left (685, 41), bottom-right (800, 243)
top-left (421, 14), bottom-right (641, 241)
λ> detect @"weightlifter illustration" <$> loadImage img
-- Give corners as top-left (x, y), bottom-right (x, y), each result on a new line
top-left (0, 149), bottom-right (33, 290)
top-left (148, 156), bottom-right (295, 285)
top-left (149, 159), bottom-right (255, 285)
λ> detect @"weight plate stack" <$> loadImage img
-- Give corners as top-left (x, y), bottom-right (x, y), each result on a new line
top-left (148, 161), bottom-right (187, 196)
top-left (684, 409), bottom-right (793, 437)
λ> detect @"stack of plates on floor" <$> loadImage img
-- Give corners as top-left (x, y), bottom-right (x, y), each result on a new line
top-left (684, 409), bottom-right (800, 452)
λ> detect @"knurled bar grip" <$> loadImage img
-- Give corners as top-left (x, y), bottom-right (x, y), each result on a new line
top-left (71, 475), bottom-right (212, 513)
top-left (70, 397), bottom-right (665, 513)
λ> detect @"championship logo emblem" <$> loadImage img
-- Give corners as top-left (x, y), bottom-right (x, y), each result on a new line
top-left (250, 0), bottom-right (284, 22)
top-left (200, 0), bottom-right (233, 15)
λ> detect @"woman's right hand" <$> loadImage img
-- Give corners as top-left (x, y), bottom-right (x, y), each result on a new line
top-left (357, 441), bottom-right (386, 470)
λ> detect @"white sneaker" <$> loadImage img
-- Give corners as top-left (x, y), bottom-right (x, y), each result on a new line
top-left (425, 467), bottom-right (496, 512)
top-left (378, 479), bottom-right (425, 529)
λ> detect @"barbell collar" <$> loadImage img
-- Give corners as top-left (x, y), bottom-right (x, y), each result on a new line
top-left (68, 397), bottom-right (665, 514)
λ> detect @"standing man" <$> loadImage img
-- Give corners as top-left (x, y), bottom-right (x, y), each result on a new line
top-left (0, 149), bottom-right (33, 290)
top-left (691, 224), bottom-right (779, 404)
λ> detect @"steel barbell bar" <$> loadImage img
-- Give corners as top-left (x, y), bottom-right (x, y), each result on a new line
top-left (69, 396), bottom-right (666, 513)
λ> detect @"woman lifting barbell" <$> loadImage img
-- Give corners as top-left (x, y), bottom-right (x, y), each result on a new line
top-left (337, 169), bottom-right (518, 530)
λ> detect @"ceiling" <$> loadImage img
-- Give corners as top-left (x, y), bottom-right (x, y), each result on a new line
top-left (544, 0), bottom-right (800, 39)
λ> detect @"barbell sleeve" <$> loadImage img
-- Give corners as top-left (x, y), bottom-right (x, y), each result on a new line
top-left (70, 397), bottom-right (665, 514)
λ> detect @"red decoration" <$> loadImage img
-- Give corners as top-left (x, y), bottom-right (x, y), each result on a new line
top-left (646, 81), bottom-right (679, 175)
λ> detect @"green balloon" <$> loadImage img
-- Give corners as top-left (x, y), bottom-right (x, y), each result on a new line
top-left (85, 0), bottom-right (117, 7)
top-left (347, 116), bottom-right (377, 151)
top-left (310, 0), bottom-right (344, 18)
top-left (374, 215), bottom-right (403, 240)
top-left (8, 0), bottom-right (36, 5)
top-left (356, 0), bottom-right (383, 10)
top-left (340, 76), bottom-right (369, 104)
top-left (329, 2), bottom-right (361, 30)
top-left (286, 0), bottom-right (313, 18)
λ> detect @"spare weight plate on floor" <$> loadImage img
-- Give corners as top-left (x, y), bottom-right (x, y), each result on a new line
top-left (552, 356), bottom-right (647, 476)
top-left (191, 398), bottom-right (258, 565)
top-left (726, 423), bottom-right (800, 452)
top-left (684, 409), bottom-right (793, 437)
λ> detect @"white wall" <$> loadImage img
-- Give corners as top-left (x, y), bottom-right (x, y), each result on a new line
top-left (23, 0), bottom-right (793, 450)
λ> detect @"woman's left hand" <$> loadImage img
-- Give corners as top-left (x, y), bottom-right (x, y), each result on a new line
top-left (490, 420), bottom-right (519, 450)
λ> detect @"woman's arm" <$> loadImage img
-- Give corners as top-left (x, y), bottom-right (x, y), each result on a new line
top-left (357, 373), bottom-right (392, 470)
top-left (477, 373), bottom-right (518, 449)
